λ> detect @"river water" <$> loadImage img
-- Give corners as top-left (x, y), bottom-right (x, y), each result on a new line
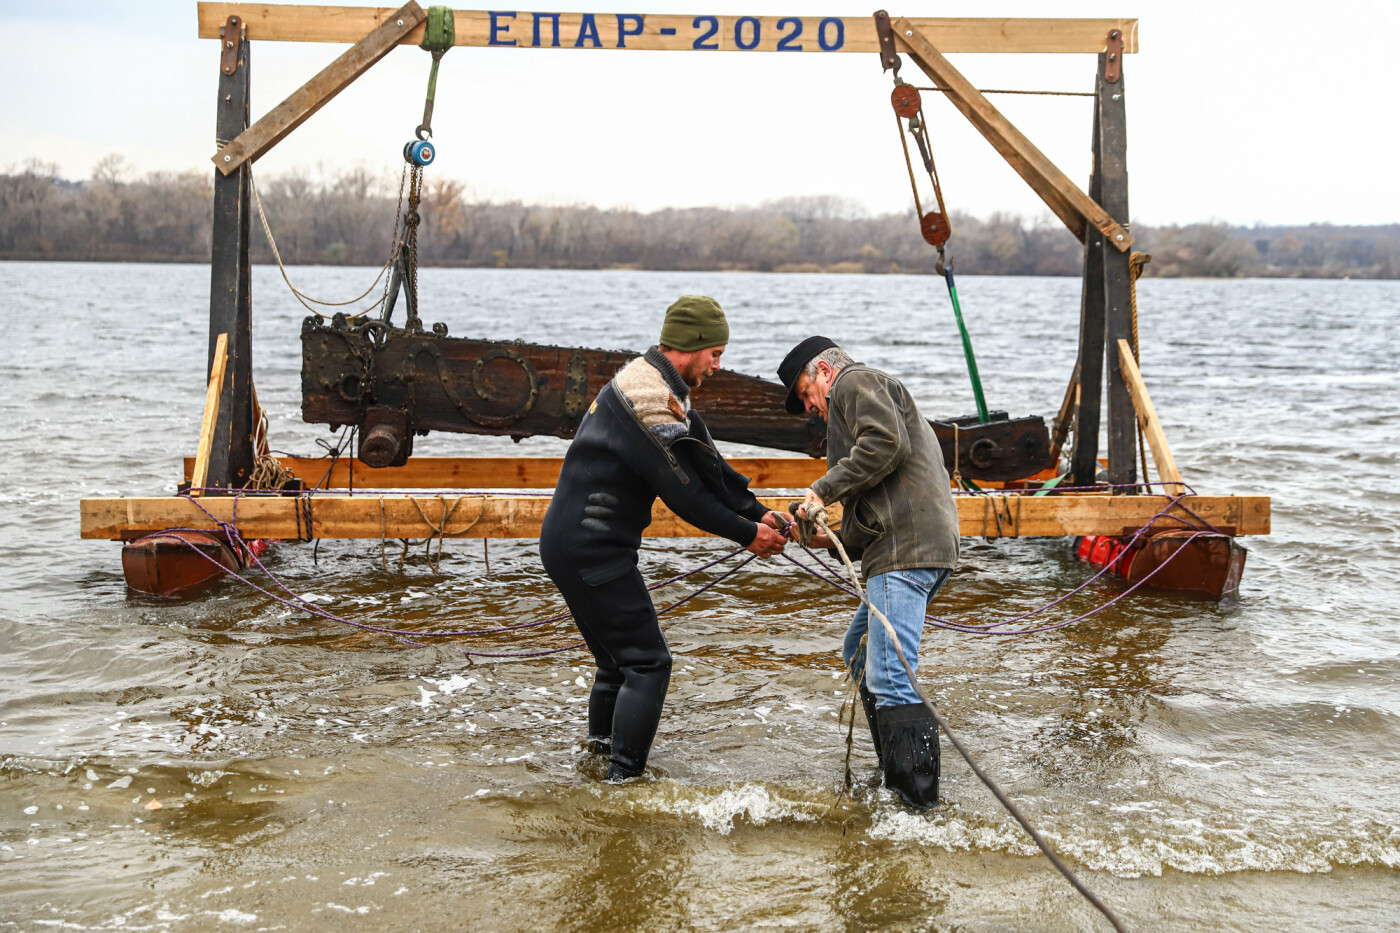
top-left (1, 262), bottom-right (1397, 931)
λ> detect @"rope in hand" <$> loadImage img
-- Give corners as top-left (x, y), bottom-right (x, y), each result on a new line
top-left (800, 503), bottom-right (1129, 933)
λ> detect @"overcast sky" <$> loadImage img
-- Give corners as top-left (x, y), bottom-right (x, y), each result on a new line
top-left (1, 1), bottom-right (1395, 226)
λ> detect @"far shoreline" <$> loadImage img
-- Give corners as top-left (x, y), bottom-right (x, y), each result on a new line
top-left (2, 256), bottom-right (1394, 282)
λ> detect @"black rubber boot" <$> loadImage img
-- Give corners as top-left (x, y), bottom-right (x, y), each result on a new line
top-left (858, 684), bottom-right (884, 767)
top-left (875, 702), bottom-right (940, 811)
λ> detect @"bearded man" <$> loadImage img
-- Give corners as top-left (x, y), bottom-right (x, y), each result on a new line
top-left (541, 296), bottom-right (788, 782)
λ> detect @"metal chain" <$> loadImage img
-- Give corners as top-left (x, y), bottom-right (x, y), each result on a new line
top-left (383, 163), bottom-right (410, 313)
top-left (406, 164), bottom-right (424, 315)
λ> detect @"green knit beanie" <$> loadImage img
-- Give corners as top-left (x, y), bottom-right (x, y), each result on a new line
top-left (659, 295), bottom-right (729, 352)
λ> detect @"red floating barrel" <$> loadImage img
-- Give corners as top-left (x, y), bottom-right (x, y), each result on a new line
top-left (1074, 531), bottom-right (1247, 600)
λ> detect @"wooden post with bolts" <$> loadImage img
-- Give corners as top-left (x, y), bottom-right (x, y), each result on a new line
top-left (206, 14), bottom-right (255, 492)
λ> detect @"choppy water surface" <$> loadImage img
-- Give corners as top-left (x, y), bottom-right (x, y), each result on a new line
top-left (1, 262), bottom-right (1398, 931)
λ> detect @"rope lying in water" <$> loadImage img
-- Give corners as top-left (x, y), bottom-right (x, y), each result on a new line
top-left (157, 485), bottom-right (1218, 651)
top-left (145, 495), bottom-right (756, 657)
top-left (803, 504), bottom-right (1130, 933)
top-left (789, 490), bottom-right (1217, 635)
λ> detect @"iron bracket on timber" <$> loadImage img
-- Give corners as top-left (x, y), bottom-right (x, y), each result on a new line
top-left (301, 316), bottom-right (1054, 481)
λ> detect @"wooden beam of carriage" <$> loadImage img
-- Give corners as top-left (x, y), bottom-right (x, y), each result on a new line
top-left (81, 493), bottom-right (1269, 541)
top-left (182, 455), bottom-right (830, 490)
top-left (894, 17), bottom-right (1132, 250)
top-left (195, 5), bottom-right (1138, 55)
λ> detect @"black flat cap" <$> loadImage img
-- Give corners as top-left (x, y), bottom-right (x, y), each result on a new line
top-left (777, 335), bottom-right (839, 414)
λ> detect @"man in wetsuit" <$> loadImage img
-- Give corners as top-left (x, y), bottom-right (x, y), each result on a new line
top-left (540, 296), bottom-right (789, 782)
top-left (777, 336), bottom-right (959, 810)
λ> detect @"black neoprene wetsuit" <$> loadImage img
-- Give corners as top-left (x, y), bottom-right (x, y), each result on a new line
top-left (539, 354), bottom-right (768, 777)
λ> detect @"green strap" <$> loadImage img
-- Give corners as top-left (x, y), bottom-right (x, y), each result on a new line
top-left (417, 7), bottom-right (455, 136)
top-left (942, 262), bottom-right (990, 423)
top-left (425, 58), bottom-right (442, 105)
top-left (421, 6), bottom-right (455, 52)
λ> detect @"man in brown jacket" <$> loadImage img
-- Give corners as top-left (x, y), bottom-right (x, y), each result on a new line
top-left (777, 336), bottom-right (959, 810)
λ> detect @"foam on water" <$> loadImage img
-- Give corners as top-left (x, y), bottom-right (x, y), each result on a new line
top-left (867, 798), bottom-right (1400, 878)
top-left (631, 782), bottom-right (821, 835)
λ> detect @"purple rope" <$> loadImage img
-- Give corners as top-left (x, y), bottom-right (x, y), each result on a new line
top-left (145, 500), bottom-right (758, 658)
top-left (782, 532), bottom-right (1206, 636)
top-left (925, 493), bottom-right (1196, 630)
top-left (778, 491), bottom-right (1221, 635)
top-left (420, 554), bottom-right (755, 659)
top-left (949, 479), bottom-right (1200, 497)
top-left (176, 493), bottom-right (749, 637)
top-left (156, 485), bottom-right (1224, 654)
top-left (191, 478), bottom-right (1201, 498)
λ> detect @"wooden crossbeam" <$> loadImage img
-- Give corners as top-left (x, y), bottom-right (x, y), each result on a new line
top-left (1117, 339), bottom-right (1185, 496)
top-left (894, 18), bottom-right (1133, 251)
top-left (211, 1), bottom-right (426, 175)
top-left (196, 6), bottom-right (1138, 54)
top-left (81, 493), bottom-right (1269, 541)
top-left (182, 455), bottom-right (827, 489)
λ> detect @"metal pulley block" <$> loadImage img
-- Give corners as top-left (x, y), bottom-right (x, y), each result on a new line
top-left (404, 139), bottom-right (436, 166)
top-left (888, 81), bottom-right (950, 247)
top-left (891, 82), bottom-right (920, 118)
top-left (921, 211), bottom-right (951, 248)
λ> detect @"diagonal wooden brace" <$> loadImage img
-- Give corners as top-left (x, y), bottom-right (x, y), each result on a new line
top-left (892, 17), bottom-right (1133, 251)
top-left (211, 1), bottom-right (427, 175)
top-left (1117, 339), bottom-right (1186, 495)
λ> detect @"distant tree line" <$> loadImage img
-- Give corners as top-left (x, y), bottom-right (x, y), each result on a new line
top-left (2, 158), bottom-right (1397, 279)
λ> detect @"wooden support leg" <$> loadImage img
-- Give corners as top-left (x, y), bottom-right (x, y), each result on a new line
top-left (208, 16), bottom-right (254, 492)
top-left (1098, 45), bottom-right (1137, 488)
top-left (1071, 92), bottom-right (1105, 487)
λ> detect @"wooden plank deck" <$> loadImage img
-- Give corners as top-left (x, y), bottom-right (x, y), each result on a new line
top-left (81, 491), bottom-right (1269, 541)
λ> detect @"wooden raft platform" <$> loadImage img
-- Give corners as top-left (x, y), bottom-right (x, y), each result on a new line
top-left (80, 457), bottom-right (1270, 542)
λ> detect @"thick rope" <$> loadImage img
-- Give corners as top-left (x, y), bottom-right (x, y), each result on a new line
top-left (805, 505), bottom-right (1128, 933)
top-left (1129, 251), bottom-right (1153, 485)
top-left (245, 390), bottom-right (297, 492)
top-left (249, 168), bottom-right (394, 319)
top-left (408, 494), bottom-right (486, 572)
top-left (915, 85), bottom-right (1096, 98)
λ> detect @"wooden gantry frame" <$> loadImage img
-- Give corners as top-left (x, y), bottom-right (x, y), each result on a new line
top-left (79, 3), bottom-right (1271, 545)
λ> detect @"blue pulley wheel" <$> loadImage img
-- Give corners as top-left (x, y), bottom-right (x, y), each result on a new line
top-left (403, 139), bottom-right (435, 166)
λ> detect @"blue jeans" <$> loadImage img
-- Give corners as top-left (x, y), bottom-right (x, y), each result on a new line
top-left (843, 568), bottom-right (950, 709)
